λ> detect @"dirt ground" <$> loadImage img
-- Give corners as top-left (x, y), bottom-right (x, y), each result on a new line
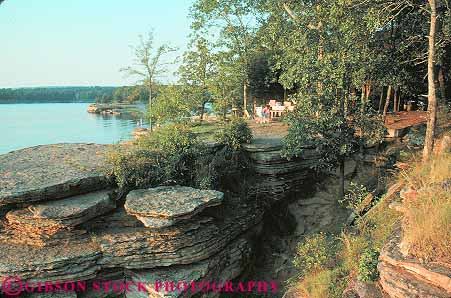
top-left (248, 120), bottom-right (289, 139)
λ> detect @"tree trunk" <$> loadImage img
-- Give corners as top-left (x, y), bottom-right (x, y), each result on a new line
top-left (338, 158), bottom-right (345, 200)
top-left (361, 85), bottom-right (366, 110)
top-left (423, 0), bottom-right (438, 162)
top-left (360, 86), bottom-right (365, 156)
top-left (393, 87), bottom-right (398, 113)
top-left (148, 83), bottom-right (153, 132)
top-left (243, 80), bottom-right (250, 118)
top-left (378, 87), bottom-right (384, 113)
top-left (398, 91), bottom-right (402, 111)
top-left (223, 106), bottom-right (227, 121)
top-left (383, 85), bottom-right (392, 121)
top-left (199, 102), bottom-right (205, 122)
top-left (366, 83), bottom-right (372, 102)
top-left (438, 66), bottom-right (447, 104)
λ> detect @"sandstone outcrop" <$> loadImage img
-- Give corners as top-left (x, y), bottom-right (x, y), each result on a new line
top-left (0, 144), bottom-right (268, 298)
top-left (124, 186), bottom-right (224, 228)
top-left (0, 190), bottom-right (115, 247)
top-left (378, 228), bottom-right (451, 298)
top-left (94, 195), bottom-right (263, 269)
top-left (0, 143), bottom-right (111, 205)
top-left (125, 237), bottom-right (253, 298)
top-left (0, 240), bottom-right (101, 284)
top-left (243, 138), bottom-right (317, 201)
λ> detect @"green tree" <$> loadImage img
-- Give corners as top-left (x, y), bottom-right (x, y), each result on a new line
top-left (267, 0), bottom-right (385, 199)
top-left (121, 30), bottom-right (176, 131)
top-left (178, 38), bottom-right (215, 121)
top-left (191, 0), bottom-right (261, 117)
top-left (209, 52), bottom-right (242, 120)
top-left (151, 85), bottom-right (191, 124)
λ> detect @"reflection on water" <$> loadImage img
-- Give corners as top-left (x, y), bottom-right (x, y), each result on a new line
top-left (0, 103), bottom-right (149, 154)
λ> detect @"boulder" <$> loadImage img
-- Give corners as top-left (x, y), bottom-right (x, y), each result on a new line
top-left (124, 186), bottom-right (224, 229)
top-left (0, 144), bottom-right (111, 206)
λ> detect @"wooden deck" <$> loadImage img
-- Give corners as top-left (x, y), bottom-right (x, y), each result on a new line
top-left (385, 111), bottom-right (428, 138)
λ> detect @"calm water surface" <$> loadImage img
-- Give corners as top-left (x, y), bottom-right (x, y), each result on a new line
top-left (0, 103), bottom-right (148, 154)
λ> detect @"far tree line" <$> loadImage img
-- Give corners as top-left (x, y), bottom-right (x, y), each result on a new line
top-left (0, 86), bottom-right (116, 103)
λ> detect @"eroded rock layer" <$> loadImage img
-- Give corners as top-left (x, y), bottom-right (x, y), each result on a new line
top-left (0, 141), bottom-right (318, 298)
top-left (124, 237), bottom-right (253, 298)
top-left (124, 186), bottom-right (224, 229)
top-left (244, 139), bottom-right (317, 201)
top-left (378, 228), bottom-right (451, 298)
top-left (94, 195), bottom-right (263, 269)
top-left (0, 190), bottom-right (115, 247)
top-left (0, 143), bottom-right (112, 205)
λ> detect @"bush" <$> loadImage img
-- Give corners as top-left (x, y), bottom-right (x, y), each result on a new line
top-left (294, 233), bottom-right (339, 276)
top-left (404, 125), bottom-right (426, 147)
top-left (106, 147), bottom-right (163, 189)
top-left (214, 118), bottom-right (253, 150)
top-left (294, 267), bottom-right (348, 298)
top-left (339, 182), bottom-right (370, 212)
top-left (106, 123), bottom-right (203, 188)
top-left (358, 248), bottom-right (380, 282)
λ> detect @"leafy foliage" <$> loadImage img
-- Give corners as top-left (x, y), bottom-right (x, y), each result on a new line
top-left (358, 248), bottom-right (380, 282)
top-left (294, 233), bottom-right (339, 276)
top-left (106, 123), bottom-right (203, 188)
top-left (151, 85), bottom-right (191, 124)
top-left (178, 38), bottom-right (215, 120)
top-left (214, 118), bottom-right (253, 150)
top-left (283, 98), bottom-right (357, 172)
top-left (339, 182), bottom-right (370, 211)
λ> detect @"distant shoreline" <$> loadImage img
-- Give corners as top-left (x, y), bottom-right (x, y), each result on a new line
top-left (0, 100), bottom-right (94, 104)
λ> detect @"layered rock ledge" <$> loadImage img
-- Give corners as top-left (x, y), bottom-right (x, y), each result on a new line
top-left (0, 143), bottom-right (269, 298)
top-left (378, 228), bottom-right (451, 298)
top-left (124, 186), bottom-right (224, 228)
top-left (0, 143), bottom-right (112, 205)
top-left (243, 138), bottom-right (318, 201)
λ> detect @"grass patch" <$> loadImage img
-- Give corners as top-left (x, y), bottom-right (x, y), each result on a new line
top-left (399, 153), bottom-right (451, 263)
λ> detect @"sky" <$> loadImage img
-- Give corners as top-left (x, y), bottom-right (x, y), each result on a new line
top-left (0, 0), bottom-right (195, 88)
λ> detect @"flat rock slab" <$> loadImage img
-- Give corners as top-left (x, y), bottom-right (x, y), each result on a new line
top-left (0, 143), bottom-right (112, 206)
top-left (125, 186), bottom-right (224, 229)
top-left (0, 240), bottom-right (101, 285)
top-left (5, 190), bottom-right (116, 231)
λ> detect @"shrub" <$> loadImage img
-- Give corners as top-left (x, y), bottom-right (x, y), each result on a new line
top-left (339, 182), bottom-right (370, 212)
top-left (404, 125), bottom-right (426, 147)
top-left (340, 233), bottom-right (369, 273)
top-left (106, 147), bottom-right (163, 189)
top-left (294, 233), bottom-right (339, 276)
top-left (106, 123), bottom-right (203, 189)
top-left (358, 248), bottom-right (380, 282)
top-left (214, 118), bottom-right (253, 150)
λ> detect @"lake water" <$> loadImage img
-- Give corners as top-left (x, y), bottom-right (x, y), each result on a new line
top-left (0, 103), bottom-right (148, 154)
